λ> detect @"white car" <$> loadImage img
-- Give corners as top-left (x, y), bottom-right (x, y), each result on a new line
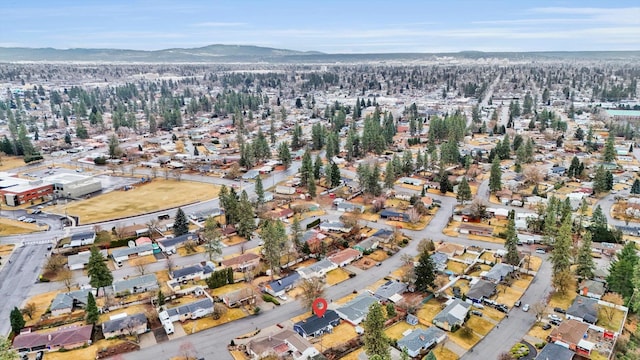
top-left (522, 304), bottom-right (530, 312)
top-left (278, 294), bottom-right (288, 301)
top-left (548, 314), bottom-right (562, 321)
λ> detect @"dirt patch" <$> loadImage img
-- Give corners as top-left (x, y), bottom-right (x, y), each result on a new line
top-left (96, 340), bottom-right (140, 359)
top-left (352, 257), bottom-right (378, 270)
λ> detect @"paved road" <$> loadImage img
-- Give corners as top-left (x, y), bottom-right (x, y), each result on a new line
top-left (0, 243), bottom-right (50, 335)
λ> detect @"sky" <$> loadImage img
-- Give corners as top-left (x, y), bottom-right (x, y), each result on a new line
top-left (1, 0), bottom-right (640, 53)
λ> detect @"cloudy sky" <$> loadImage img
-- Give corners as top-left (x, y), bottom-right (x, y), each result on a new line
top-left (1, 0), bottom-right (639, 53)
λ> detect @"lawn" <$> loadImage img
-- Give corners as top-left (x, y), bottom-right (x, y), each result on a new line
top-left (326, 268), bottom-right (351, 286)
top-left (446, 261), bottom-right (467, 274)
top-left (340, 348), bottom-right (363, 360)
top-left (482, 306), bottom-right (506, 322)
top-left (432, 345), bottom-right (459, 360)
top-left (177, 245), bottom-right (205, 257)
top-left (367, 250), bottom-right (389, 262)
top-left (449, 329), bottom-right (481, 350)
top-left (417, 299), bottom-right (445, 324)
top-left (0, 218), bottom-right (47, 236)
top-left (128, 254), bottom-right (157, 267)
top-left (468, 234), bottom-right (504, 244)
top-left (467, 264), bottom-right (492, 278)
top-left (466, 316), bottom-right (495, 336)
top-left (524, 256), bottom-right (543, 272)
top-left (511, 275), bottom-right (534, 291)
top-left (208, 283), bottom-right (250, 298)
top-left (223, 235), bottom-right (246, 246)
top-left (99, 304), bottom-right (152, 323)
top-left (44, 179), bottom-right (220, 224)
top-left (597, 307), bottom-right (626, 332)
top-left (0, 156), bottom-right (28, 171)
top-left (43, 338), bottom-right (127, 360)
top-left (549, 282), bottom-right (578, 310)
top-left (183, 308), bottom-right (246, 334)
top-left (313, 322), bottom-right (358, 350)
top-left (155, 270), bottom-right (172, 294)
top-left (495, 284), bottom-right (524, 307)
top-left (384, 322), bottom-right (427, 340)
top-left (0, 244), bottom-right (15, 258)
top-left (527, 322), bottom-right (553, 342)
top-left (454, 253), bottom-right (478, 262)
top-left (23, 290), bottom-right (60, 327)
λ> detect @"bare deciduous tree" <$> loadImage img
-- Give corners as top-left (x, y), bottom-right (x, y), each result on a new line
top-left (407, 207), bottom-right (421, 224)
top-left (299, 278), bottom-right (324, 311)
top-left (22, 302), bottom-right (36, 320)
top-left (45, 254), bottom-right (66, 273)
top-left (172, 169), bottom-right (182, 182)
top-left (136, 263), bottom-right (148, 276)
top-left (523, 165), bottom-right (545, 185)
top-left (60, 268), bottom-right (73, 291)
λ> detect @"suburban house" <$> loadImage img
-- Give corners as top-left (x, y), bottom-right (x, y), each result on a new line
top-left (566, 296), bottom-right (599, 324)
top-left (483, 263), bottom-right (515, 284)
top-left (222, 287), bottom-right (256, 308)
top-left (111, 243), bottom-right (154, 265)
top-left (549, 319), bottom-right (594, 357)
top-left (170, 262), bottom-right (215, 282)
top-left (465, 279), bottom-right (497, 303)
top-left (102, 312), bottom-right (148, 338)
top-left (319, 221), bottom-right (351, 233)
top-left (486, 207), bottom-right (509, 220)
top-left (397, 327), bottom-right (447, 358)
top-left (458, 223), bottom-right (493, 237)
top-left (399, 177), bottom-right (424, 186)
top-left (68, 249), bottom-right (108, 270)
top-left (156, 233), bottom-right (197, 254)
top-left (328, 248), bottom-right (362, 267)
top-left (436, 243), bottom-right (465, 257)
top-left (110, 273), bottom-right (158, 297)
top-left (380, 209), bottom-right (409, 222)
top-left (162, 297), bottom-right (213, 322)
top-left (264, 273), bottom-right (300, 297)
top-left (293, 310), bottom-right (341, 339)
top-left (337, 201), bottom-right (365, 213)
top-left (335, 293), bottom-right (379, 325)
top-left (246, 329), bottom-right (320, 360)
top-left (578, 280), bottom-right (606, 300)
top-left (296, 259), bottom-right (338, 279)
top-left (535, 343), bottom-right (575, 360)
top-left (353, 237), bottom-right (379, 252)
top-left (221, 253), bottom-right (261, 272)
top-left (433, 298), bottom-right (471, 331)
top-left (12, 325), bottom-right (93, 353)
top-left (69, 231), bottom-right (96, 247)
top-left (370, 228), bottom-right (394, 243)
top-left (430, 252), bottom-right (449, 272)
top-left (49, 289), bottom-right (92, 316)
top-left (373, 280), bottom-right (407, 303)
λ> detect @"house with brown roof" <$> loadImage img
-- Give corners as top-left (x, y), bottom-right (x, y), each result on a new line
top-left (247, 329), bottom-right (320, 360)
top-left (548, 319), bottom-right (594, 357)
top-left (222, 287), bottom-right (256, 308)
top-left (12, 325), bottom-right (93, 353)
top-left (436, 243), bottom-right (465, 257)
top-left (328, 248), bottom-right (362, 267)
top-left (458, 223), bottom-right (493, 237)
top-left (221, 253), bottom-right (260, 272)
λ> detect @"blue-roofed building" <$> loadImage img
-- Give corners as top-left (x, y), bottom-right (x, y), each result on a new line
top-left (170, 262), bottom-right (215, 282)
top-left (264, 273), bottom-right (300, 297)
top-left (157, 233), bottom-right (197, 254)
top-left (293, 310), bottom-right (340, 339)
top-left (161, 297), bottom-right (213, 322)
top-left (380, 209), bottom-right (409, 222)
top-left (397, 327), bottom-right (447, 357)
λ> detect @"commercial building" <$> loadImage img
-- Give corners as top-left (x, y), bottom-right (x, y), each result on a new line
top-left (0, 172), bottom-right (53, 206)
top-left (43, 173), bottom-right (102, 199)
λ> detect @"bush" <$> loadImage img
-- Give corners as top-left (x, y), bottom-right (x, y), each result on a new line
top-left (262, 294), bottom-right (280, 306)
top-left (253, 307), bottom-right (261, 314)
top-left (93, 157), bottom-right (107, 165)
top-left (535, 342), bottom-right (546, 349)
top-left (510, 343), bottom-right (529, 359)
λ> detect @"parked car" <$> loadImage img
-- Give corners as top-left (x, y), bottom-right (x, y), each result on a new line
top-left (17, 216), bottom-right (26, 221)
top-left (554, 307), bottom-right (567, 314)
top-left (471, 310), bottom-right (483, 316)
top-left (32, 209), bottom-right (42, 214)
top-left (452, 286), bottom-right (461, 298)
top-left (496, 305), bottom-right (509, 313)
top-left (542, 323), bottom-right (552, 330)
top-left (550, 319), bottom-right (562, 326)
top-left (535, 248), bottom-right (547, 254)
top-left (522, 304), bottom-right (530, 312)
top-left (472, 302), bottom-right (484, 309)
top-left (548, 314), bottom-right (562, 322)
top-left (36, 351), bottom-right (44, 360)
top-left (514, 301), bottom-right (521, 307)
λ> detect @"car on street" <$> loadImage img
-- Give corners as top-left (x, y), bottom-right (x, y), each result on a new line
top-left (17, 216), bottom-right (26, 221)
top-left (535, 248), bottom-right (547, 254)
top-left (514, 301), bottom-right (521, 307)
top-left (554, 307), bottom-right (567, 314)
top-left (522, 304), bottom-right (530, 312)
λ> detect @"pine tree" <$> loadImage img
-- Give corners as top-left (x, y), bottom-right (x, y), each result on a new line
top-left (278, 141), bottom-right (292, 169)
top-left (489, 156), bottom-right (502, 193)
top-left (308, 173), bottom-right (317, 197)
top-left (504, 215), bottom-right (520, 265)
top-left (313, 154), bottom-right (322, 180)
top-left (414, 251), bottom-right (436, 292)
top-left (291, 217), bottom-right (302, 250)
top-left (550, 217), bottom-right (572, 274)
top-left (456, 177), bottom-right (472, 204)
top-left (85, 292), bottom-right (99, 324)
top-left (607, 242), bottom-right (639, 300)
top-left (384, 161), bottom-right (396, 189)
top-left (64, 131), bottom-right (71, 144)
top-left (237, 191), bottom-right (256, 238)
top-left (603, 132), bottom-right (616, 162)
top-left (363, 303), bottom-right (391, 360)
top-left (254, 176), bottom-right (265, 205)
top-left (300, 150), bottom-right (313, 186)
top-left (632, 179), bottom-right (640, 195)
top-left (173, 207), bottom-right (189, 236)
top-left (330, 162), bottom-right (341, 188)
top-left (10, 307), bottom-right (24, 335)
top-left (575, 232), bottom-right (595, 280)
top-left (262, 219), bottom-right (287, 279)
top-left (87, 247), bottom-right (113, 295)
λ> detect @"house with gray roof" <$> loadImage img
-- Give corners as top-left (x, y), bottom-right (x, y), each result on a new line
top-left (293, 310), bottom-right (340, 339)
top-left (111, 243), bottom-right (154, 265)
top-left (335, 293), bottom-right (378, 325)
top-left (319, 221), bottom-right (351, 233)
top-left (156, 233), bottom-right (197, 254)
top-left (465, 279), bottom-right (497, 303)
top-left (170, 262), bottom-right (215, 282)
top-left (430, 252), bottom-right (448, 272)
top-left (535, 343), bottom-right (575, 360)
top-left (111, 273), bottom-right (158, 296)
top-left (296, 259), bottom-right (338, 279)
top-left (50, 289), bottom-right (92, 316)
top-left (433, 298), bottom-right (471, 331)
top-left (102, 312), bottom-right (148, 338)
top-left (337, 201), bottom-right (365, 213)
top-left (397, 327), bottom-right (447, 357)
top-left (578, 279), bottom-right (606, 300)
top-left (566, 295), bottom-right (599, 324)
top-left (373, 280), bottom-right (407, 303)
top-left (483, 263), bottom-right (514, 284)
top-left (68, 249), bottom-right (108, 270)
top-left (162, 297), bottom-right (213, 322)
top-left (69, 231), bottom-right (96, 247)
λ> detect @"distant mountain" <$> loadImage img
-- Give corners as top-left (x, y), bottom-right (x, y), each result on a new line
top-left (0, 45), bottom-right (639, 63)
top-left (0, 44), bottom-right (323, 62)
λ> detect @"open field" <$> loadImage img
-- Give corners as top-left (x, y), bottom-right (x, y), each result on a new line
top-left (0, 218), bottom-right (47, 235)
top-left (184, 307), bottom-right (246, 334)
top-left (44, 179), bottom-right (220, 224)
top-left (0, 156), bottom-right (28, 171)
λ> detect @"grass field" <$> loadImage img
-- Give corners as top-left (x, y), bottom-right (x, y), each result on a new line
top-left (466, 316), bottom-right (495, 336)
top-left (208, 283), bottom-right (250, 298)
top-left (0, 156), bottom-right (27, 171)
top-left (549, 281), bottom-right (578, 309)
top-left (0, 244), bottom-right (15, 258)
top-left (417, 299), bottom-right (444, 324)
top-left (183, 307), bottom-right (246, 334)
top-left (326, 268), bottom-right (351, 286)
top-left (495, 284), bottom-right (524, 307)
top-left (24, 290), bottom-right (60, 327)
top-left (128, 254), bottom-right (157, 267)
top-left (598, 307), bottom-right (626, 332)
top-left (385, 322), bottom-right (426, 340)
top-left (527, 322), bottom-right (553, 342)
top-left (446, 261), bottom-right (467, 274)
top-left (0, 218), bottom-right (47, 236)
top-left (432, 345), bottom-right (459, 360)
top-left (449, 328), bottom-right (481, 350)
top-left (313, 322), bottom-right (358, 350)
top-left (44, 179), bottom-right (220, 224)
top-left (367, 250), bottom-right (389, 262)
top-left (44, 338), bottom-right (127, 360)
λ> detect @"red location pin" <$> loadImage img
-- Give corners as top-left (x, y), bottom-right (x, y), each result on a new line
top-left (312, 297), bottom-right (328, 318)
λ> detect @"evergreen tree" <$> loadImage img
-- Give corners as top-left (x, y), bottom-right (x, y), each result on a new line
top-left (64, 131), bottom-right (71, 144)
top-left (607, 242), bottom-right (639, 300)
top-left (489, 156), bottom-right (502, 193)
top-left (384, 161), bottom-right (396, 189)
top-left (261, 219), bottom-right (287, 278)
top-left (85, 292), bottom-right (99, 324)
top-left (363, 303), bottom-right (391, 360)
top-left (550, 217), bottom-right (572, 274)
top-left (10, 307), bottom-right (24, 335)
top-left (300, 150), bottom-right (313, 187)
top-left (632, 179), bottom-right (640, 195)
top-left (330, 162), bottom-right (341, 188)
top-left (313, 154), bottom-right (322, 180)
top-left (201, 217), bottom-right (222, 261)
top-left (291, 217), bottom-right (303, 250)
top-left (456, 177), bottom-right (472, 204)
top-left (504, 215), bottom-right (520, 265)
top-left (277, 141), bottom-right (292, 169)
top-left (291, 123), bottom-right (303, 150)
top-left (575, 232), bottom-right (595, 280)
top-left (254, 176), bottom-right (265, 205)
top-left (414, 251), bottom-right (436, 292)
top-left (603, 132), bottom-right (616, 162)
top-left (87, 247), bottom-right (113, 296)
top-left (173, 207), bottom-right (189, 236)
top-left (237, 191), bottom-right (256, 238)
top-left (591, 205), bottom-right (608, 228)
